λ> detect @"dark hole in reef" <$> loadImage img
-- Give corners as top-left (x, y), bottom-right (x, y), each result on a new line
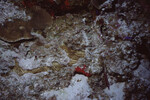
top-left (37, 1), bottom-right (90, 16)
top-left (136, 38), bottom-right (150, 61)
top-left (16, 0), bottom-right (91, 16)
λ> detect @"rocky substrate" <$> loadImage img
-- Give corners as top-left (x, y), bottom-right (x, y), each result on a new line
top-left (0, 0), bottom-right (150, 100)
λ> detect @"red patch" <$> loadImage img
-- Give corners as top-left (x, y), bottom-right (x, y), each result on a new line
top-left (22, 1), bottom-right (36, 8)
top-left (50, 10), bottom-right (55, 18)
top-left (65, 0), bottom-right (69, 6)
top-left (49, 0), bottom-right (54, 3)
top-left (75, 65), bottom-right (91, 77)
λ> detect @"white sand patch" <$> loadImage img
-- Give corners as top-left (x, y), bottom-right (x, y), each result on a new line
top-left (41, 74), bottom-right (92, 100)
top-left (104, 82), bottom-right (125, 100)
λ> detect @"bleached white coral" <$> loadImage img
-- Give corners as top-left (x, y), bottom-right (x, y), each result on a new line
top-left (18, 56), bottom-right (42, 70)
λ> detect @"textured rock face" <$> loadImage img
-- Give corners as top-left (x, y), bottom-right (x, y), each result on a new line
top-left (0, 0), bottom-right (150, 100)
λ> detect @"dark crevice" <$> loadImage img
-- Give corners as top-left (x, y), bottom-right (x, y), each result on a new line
top-left (135, 38), bottom-right (150, 61)
top-left (14, 0), bottom-right (91, 16)
top-left (0, 38), bottom-right (36, 48)
top-left (37, 2), bottom-right (90, 16)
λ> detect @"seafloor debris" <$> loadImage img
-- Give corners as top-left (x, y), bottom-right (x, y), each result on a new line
top-left (0, 0), bottom-right (150, 100)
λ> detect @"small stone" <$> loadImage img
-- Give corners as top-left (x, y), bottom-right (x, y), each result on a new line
top-left (19, 26), bottom-right (25, 30)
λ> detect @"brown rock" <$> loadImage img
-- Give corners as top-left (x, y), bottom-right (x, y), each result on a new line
top-left (0, 6), bottom-right (53, 43)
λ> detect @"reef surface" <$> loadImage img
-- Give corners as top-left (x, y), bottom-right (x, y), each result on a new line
top-left (0, 0), bottom-right (150, 100)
